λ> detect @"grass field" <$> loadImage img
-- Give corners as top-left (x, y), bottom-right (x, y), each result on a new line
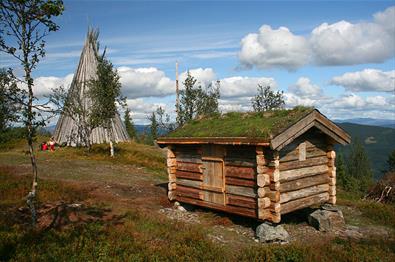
top-left (0, 139), bottom-right (394, 261)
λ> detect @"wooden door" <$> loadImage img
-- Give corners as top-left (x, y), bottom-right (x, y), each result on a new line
top-left (202, 145), bottom-right (225, 205)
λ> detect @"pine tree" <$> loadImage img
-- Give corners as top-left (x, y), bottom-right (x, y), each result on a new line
top-left (346, 138), bottom-right (374, 193)
top-left (124, 108), bottom-right (137, 141)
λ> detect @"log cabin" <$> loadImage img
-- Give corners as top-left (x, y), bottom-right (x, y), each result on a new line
top-left (157, 108), bottom-right (350, 223)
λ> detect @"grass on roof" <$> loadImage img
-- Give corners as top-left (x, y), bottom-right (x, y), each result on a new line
top-left (166, 106), bottom-right (314, 139)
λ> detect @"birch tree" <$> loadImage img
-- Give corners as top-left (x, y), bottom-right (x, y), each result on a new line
top-left (0, 0), bottom-right (64, 226)
top-left (177, 72), bottom-right (220, 126)
top-left (251, 85), bottom-right (284, 112)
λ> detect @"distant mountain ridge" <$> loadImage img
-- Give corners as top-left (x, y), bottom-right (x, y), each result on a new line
top-left (335, 118), bottom-right (395, 129)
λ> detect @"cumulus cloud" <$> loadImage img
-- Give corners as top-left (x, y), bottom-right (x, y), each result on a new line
top-left (32, 67), bottom-right (176, 99)
top-left (31, 67), bottom-right (277, 102)
top-left (32, 74), bottom-right (74, 98)
top-left (310, 18), bottom-right (394, 65)
top-left (118, 67), bottom-right (175, 98)
top-left (284, 93), bottom-right (319, 107)
top-left (288, 77), bottom-right (322, 97)
top-left (284, 86), bottom-right (395, 119)
top-left (239, 6), bottom-right (395, 69)
top-left (220, 76), bottom-right (277, 98)
top-left (285, 77), bottom-right (325, 108)
top-left (180, 68), bottom-right (216, 86)
top-left (331, 93), bottom-right (367, 108)
top-left (330, 69), bottom-right (395, 92)
top-left (324, 93), bottom-right (395, 119)
top-left (219, 97), bottom-right (252, 112)
top-left (283, 76), bottom-right (394, 118)
top-left (239, 25), bottom-right (310, 70)
top-left (180, 67), bottom-right (276, 98)
top-left (125, 98), bottom-right (170, 124)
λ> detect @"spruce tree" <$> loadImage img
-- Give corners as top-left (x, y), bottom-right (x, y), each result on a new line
top-left (346, 138), bottom-right (374, 193)
top-left (336, 151), bottom-right (347, 188)
top-left (149, 112), bottom-right (158, 144)
top-left (386, 149), bottom-right (395, 172)
top-left (124, 108), bottom-right (137, 141)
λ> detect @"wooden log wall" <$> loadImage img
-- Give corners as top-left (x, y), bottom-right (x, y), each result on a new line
top-left (223, 146), bottom-right (258, 218)
top-left (256, 146), bottom-right (281, 223)
top-left (167, 145), bottom-right (259, 218)
top-left (278, 130), bottom-right (331, 215)
top-left (173, 145), bottom-right (203, 201)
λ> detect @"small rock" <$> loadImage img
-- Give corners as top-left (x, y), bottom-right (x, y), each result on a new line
top-left (256, 222), bottom-right (290, 243)
top-left (177, 205), bottom-right (187, 212)
top-left (68, 203), bottom-right (82, 208)
top-left (308, 208), bottom-right (345, 232)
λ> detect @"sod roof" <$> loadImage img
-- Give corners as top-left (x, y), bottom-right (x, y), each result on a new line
top-left (165, 107), bottom-right (314, 139)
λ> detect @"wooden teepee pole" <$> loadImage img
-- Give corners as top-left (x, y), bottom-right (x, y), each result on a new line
top-left (175, 61), bottom-right (180, 115)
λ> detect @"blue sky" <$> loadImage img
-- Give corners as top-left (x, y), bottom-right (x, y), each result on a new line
top-left (1, 0), bottom-right (394, 124)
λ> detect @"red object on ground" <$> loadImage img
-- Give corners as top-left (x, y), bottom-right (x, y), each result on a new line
top-left (42, 143), bottom-right (48, 151)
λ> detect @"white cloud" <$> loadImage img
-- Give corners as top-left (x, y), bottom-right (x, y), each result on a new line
top-left (239, 6), bottom-right (395, 69)
top-left (285, 77), bottom-right (324, 107)
top-left (180, 68), bottom-right (217, 86)
top-left (29, 66), bottom-right (175, 100)
top-left (125, 98), bottom-right (172, 124)
top-left (365, 95), bottom-right (388, 106)
top-left (30, 67), bottom-right (277, 102)
top-left (180, 68), bottom-right (276, 98)
top-left (239, 25), bottom-right (310, 70)
top-left (310, 18), bottom-right (393, 65)
top-left (220, 76), bottom-right (277, 98)
top-left (219, 97), bottom-right (252, 112)
top-left (118, 67), bottom-right (175, 98)
top-left (321, 94), bottom-right (395, 119)
top-left (330, 69), bottom-right (395, 92)
top-left (331, 93), bottom-right (367, 108)
top-left (373, 6), bottom-right (395, 37)
top-left (288, 77), bottom-right (322, 97)
top-left (33, 74), bottom-right (74, 98)
top-left (284, 93), bottom-right (319, 107)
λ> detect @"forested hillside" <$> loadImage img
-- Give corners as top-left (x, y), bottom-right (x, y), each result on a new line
top-left (336, 123), bottom-right (395, 179)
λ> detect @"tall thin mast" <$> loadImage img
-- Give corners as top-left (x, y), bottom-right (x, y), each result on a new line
top-left (175, 61), bottom-right (179, 115)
